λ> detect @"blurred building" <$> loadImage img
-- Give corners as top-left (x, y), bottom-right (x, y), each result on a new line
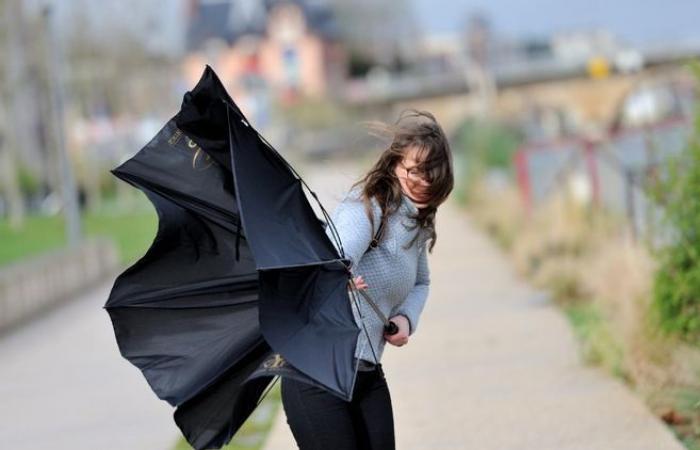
top-left (182, 0), bottom-right (347, 107)
top-left (550, 29), bottom-right (622, 62)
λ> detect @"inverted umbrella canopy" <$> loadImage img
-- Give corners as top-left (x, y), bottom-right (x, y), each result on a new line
top-left (104, 65), bottom-right (363, 449)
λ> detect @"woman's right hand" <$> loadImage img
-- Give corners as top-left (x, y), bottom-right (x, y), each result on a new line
top-left (350, 275), bottom-right (368, 290)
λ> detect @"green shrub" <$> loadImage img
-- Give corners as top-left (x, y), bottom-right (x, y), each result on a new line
top-left (650, 59), bottom-right (700, 344)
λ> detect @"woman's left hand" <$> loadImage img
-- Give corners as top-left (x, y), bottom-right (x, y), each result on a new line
top-left (384, 315), bottom-right (410, 347)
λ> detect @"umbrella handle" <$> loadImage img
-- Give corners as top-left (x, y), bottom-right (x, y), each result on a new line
top-left (384, 321), bottom-right (399, 335)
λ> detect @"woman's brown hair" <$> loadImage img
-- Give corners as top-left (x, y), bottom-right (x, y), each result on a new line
top-left (350, 109), bottom-right (454, 253)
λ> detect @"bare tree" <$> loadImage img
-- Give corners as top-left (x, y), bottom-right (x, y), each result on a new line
top-left (1, 0), bottom-right (29, 228)
top-left (58, 3), bottom-right (180, 212)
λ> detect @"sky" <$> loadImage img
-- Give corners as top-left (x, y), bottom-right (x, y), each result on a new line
top-left (413, 0), bottom-right (700, 46)
top-left (23, 0), bottom-right (700, 55)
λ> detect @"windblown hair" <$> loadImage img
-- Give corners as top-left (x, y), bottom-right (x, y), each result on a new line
top-left (350, 109), bottom-right (454, 253)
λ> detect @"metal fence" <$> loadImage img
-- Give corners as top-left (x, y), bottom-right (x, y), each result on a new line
top-left (513, 117), bottom-right (692, 248)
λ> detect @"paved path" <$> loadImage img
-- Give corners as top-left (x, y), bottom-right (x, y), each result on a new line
top-left (263, 160), bottom-right (685, 450)
top-left (0, 278), bottom-right (179, 450)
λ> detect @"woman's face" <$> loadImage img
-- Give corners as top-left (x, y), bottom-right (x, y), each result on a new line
top-left (394, 146), bottom-right (431, 209)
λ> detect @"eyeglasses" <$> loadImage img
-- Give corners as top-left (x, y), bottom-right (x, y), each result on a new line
top-left (398, 162), bottom-right (431, 185)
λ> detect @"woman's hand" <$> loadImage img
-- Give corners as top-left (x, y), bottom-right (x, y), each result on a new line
top-left (384, 315), bottom-right (410, 347)
top-left (349, 275), bottom-right (368, 290)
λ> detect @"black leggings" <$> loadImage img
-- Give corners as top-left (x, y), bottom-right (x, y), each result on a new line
top-left (280, 364), bottom-right (395, 450)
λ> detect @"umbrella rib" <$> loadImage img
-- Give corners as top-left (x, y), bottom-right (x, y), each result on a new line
top-left (112, 299), bottom-right (259, 310)
top-left (107, 276), bottom-right (260, 308)
top-left (258, 258), bottom-right (349, 271)
top-left (347, 283), bottom-right (381, 365)
top-left (235, 215), bottom-right (242, 261)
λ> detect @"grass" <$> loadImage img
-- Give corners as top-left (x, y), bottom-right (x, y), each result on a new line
top-left (0, 214), bottom-right (69, 266)
top-left (564, 301), bottom-right (630, 383)
top-left (173, 382), bottom-right (283, 450)
top-left (0, 194), bottom-right (158, 268)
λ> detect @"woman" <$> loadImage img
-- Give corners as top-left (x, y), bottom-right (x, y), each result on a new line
top-left (280, 109), bottom-right (454, 450)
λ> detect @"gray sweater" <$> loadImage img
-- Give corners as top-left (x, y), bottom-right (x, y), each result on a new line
top-left (325, 186), bottom-right (431, 365)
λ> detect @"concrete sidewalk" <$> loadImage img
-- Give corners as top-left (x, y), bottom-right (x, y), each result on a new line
top-left (0, 278), bottom-right (179, 450)
top-left (263, 162), bottom-right (684, 450)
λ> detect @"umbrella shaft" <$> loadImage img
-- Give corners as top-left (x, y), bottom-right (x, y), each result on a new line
top-left (355, 288), bottom-right (389, 326)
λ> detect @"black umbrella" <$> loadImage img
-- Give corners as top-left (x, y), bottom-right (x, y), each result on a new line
top-left (103, 65), bottom-right (383, 449)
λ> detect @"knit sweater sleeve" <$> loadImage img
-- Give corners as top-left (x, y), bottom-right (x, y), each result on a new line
top-left (325, 190), bottom-right (380, 272)
top-left (392, 242), bottom-right (430, 336)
